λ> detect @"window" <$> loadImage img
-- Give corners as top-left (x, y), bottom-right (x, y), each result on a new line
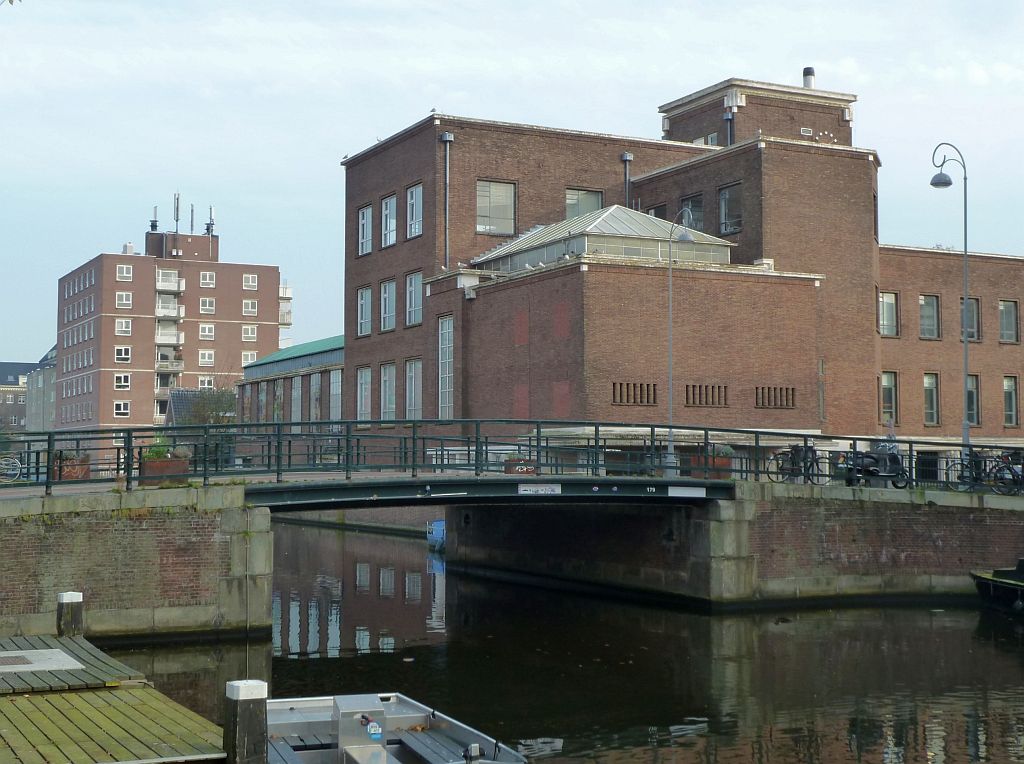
top-left (406, 359), bottom-right (422, 420)
top-left (243, 273), bottom-right (258, 290)
top-left (291, 379), bottom-right (302, 429)
top-left (878, 292), bottom-right (899, 337)
top-left (242, 299), bottom-right (258, 316)
top-left (919, 295), bottom-right (940, 339)
top-left (381, 195), bottom-right (397, 247)
top-left (962, 297), bottom-right (980, 340)
top-left (200, 271), bottom-right (216, 288)
top-left (967, 374), bottom-right (980, 425)
top-left (566, 189), bottom-right (603, 219)
top-left (646, 204), bottom-right (667, 220)
top-left (198, 376), bottom-right (214, 390)
top-left (1000, 300), bottom-right (1019, 343)
top-left (356, 367), bottom-right (371, 421)
top-left (17, 394), bottom-right (25, 404)
top-left (329, 368), bottom-right (342, 420)
top-left (115, 291), bottom-right (132, 309)
top-left (242, 351), bottom-right (257, 365)
top-left (199, 323), bottom-right (215, 340)
top-left (923, 373), bottom-right (939, 425)
top-left (718, 184), bottom-right (742, 234)
top-left (114, 401), bottom-right (130, 418)
top-left (242, 325), bottom-right (257, 342)
top-left (115, 318), bottom-right (132, 336)
top-left (680, 194), bottom-right (704, 231)
top-left (358, 205), bottom-right (372, 255)
top-left (380, 280), bottom-right (396, 331)
top-left (476, 180), bottom-right (515, 235)
top-left (380, 363), bottom-right (396, 420)
top-left (438, 316), bottom-right (454, 418)
top-left (880, 371), bottom-right (898, 424)
top-left (116, 264), bottom-right (133, 282)
top-left (407, 184), bottom-right (423, 238)
top-left (200, 297), bottom-right (216, 314)
top-left (114, 373), bottom-right (130, 390)
top-left (114, 346), bottom-right (131, 363)
top-left (309, 373), bottom-right (321, 421)
top-left (199, 349), bottom-right (215, 367)
top-left (1005, 377), bottom-right (1019, 426)
top-left (405, 272), bottom-right (423, 326)
top-left (356, 287), bottom-right (372, 336)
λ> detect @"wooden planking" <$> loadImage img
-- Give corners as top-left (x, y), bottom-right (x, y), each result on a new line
top-left (20, 695), bottom-right (111, 764)
top-left (0, 636), bottom-right (130, 693)
top-left (121, 688), bottom-right (223, 749)
top-left (5, 696), bottom-right (94, 764)
top-left (68, 638), bottom-right (144, 680)
top-left (43, 694), bottom-right (140, 762)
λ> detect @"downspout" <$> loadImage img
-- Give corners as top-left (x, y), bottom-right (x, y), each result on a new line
top-left (440, 131), bottom-right (455, 269)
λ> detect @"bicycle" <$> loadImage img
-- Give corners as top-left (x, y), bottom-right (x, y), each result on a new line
top-left (0, 454), bottom-right (23, 483)
top-left (766, 443), bottom-right (831, 484)
top-left (988, 450), bottom-right (1024, 495)
top-left (944, 453), bottom-right (988, 492)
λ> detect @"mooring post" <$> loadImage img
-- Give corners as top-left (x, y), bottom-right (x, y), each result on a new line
top-left (223, 679), bottom-right (268, 764)
top-left (56, 591), bottom-right (84, 637)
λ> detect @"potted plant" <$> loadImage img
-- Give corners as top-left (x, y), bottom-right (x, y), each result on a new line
top-left (139, 440), bottom-right (192, 486)
top-left (704, 443), bottom-right (735, 479)
top-left (52, 450), bottom-right (91, 481)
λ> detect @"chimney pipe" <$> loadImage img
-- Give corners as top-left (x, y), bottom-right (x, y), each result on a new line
top-left (803, 66), bottom-right (816, 89)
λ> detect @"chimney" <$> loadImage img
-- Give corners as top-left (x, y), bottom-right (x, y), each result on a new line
top-left (803, 66), bottom-right (816, 89)
top-left (122, 242), bottom-right (134, 255)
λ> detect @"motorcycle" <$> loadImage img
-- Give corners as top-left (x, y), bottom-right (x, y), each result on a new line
top-left (836, 437), bottom-right (909, 488)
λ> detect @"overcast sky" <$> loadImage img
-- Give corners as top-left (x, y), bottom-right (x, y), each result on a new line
top-left (1, 0), bottom-right (1021, 361)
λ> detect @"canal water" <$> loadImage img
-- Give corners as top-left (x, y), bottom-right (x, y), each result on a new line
top-left (112, 518), bottom-right (1024, 764)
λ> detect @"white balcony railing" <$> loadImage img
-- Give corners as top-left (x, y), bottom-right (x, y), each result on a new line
top-left (156, 277), bottom-right (185, 293)
top-left (279, 304), bottom-right (293, 326)
top-left (155, 359), bottom-right (184, 372)
top-left (155, 331), bottom-right (184, 346)
top-left (155, 304), bottom-right (184, 319)
top-left (279, 285), bottom-right (293, 300)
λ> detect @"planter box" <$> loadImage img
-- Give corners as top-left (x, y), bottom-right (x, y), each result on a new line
top-left (139, 457), bottom-right (190, 487)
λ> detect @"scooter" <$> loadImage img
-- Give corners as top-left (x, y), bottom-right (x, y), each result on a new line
top-left (837, 438), bottom-right (909, 488)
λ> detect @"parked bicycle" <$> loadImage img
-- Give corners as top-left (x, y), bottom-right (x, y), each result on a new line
top-left (0, 454), bottom-right (23, 483)
top-left (988, 450), bottom-right (1024, 495)
top-left (944, 452), bottom-right (990, 492)
top-left (767, 443), bottom-right (830, 484)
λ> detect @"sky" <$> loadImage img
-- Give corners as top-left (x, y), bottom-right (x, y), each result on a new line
top-left (1, 0), bottom-right (1022, 362)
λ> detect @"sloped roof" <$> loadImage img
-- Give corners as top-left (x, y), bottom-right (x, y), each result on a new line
top-left (0, 361), bottom-right (39, 386)
top-left (245, 335), bottom-right (345, 369)
top-left (471, 205), bottom-right (732, 265)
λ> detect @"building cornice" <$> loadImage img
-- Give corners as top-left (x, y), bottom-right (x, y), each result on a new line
top-left (658, 77), bottom-right (856, 117)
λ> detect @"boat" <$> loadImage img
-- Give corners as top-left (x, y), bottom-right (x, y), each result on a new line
top-left (266, 692), bottom-right (526, 764)
top-left (970, 559), bottom-right (1024, 613)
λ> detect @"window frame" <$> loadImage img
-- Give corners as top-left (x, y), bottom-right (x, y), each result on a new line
top-left (242, 299), bottom-right (258, 316)
top-left (200, 297), bottom-right (216, 314)
top-left (405, 272), bottom-right (423, 326)
top-left (565, 188), bottom-right (603, 219)
top-left (406, 184), bottom-right (423, 239)
top-left (199, 323), bottom-right (215, 340)
top-left (879, 370), bottom-right (899, 424)
top-left (923, 372), bottom-right (939, 426)
top-left (198, 376), bottom-right (215, 390)
top-left (381, 194), bottom-right (397, 248)
top-left (1005, 376), bottom-right (1019, 427)
top-left (356, 367), bottom-right (371, 421)
top-left (999, 299), bottom-right (1019, 343)
top-left (476, 180), bottom-right (516, 236)
top-left (115, 291), bottom-right (133, 310)
top-left (200, 271), bottom-right (216, 288)
top-left (380, 279), bottom-right (396, 332)
top-left (680, 193), bottom-right (704, 232)
top-left (242, 351), bottom-right (257, 365)
top-left (878, 291), bottom-right (899, 337)
top-left (356, 286), bottom-right (372, 337)
top-left (115, 318), bottom-right (132, 336)
top-left (199, 349), bottom-right (216, 367)
top-left (242, 325), bottom-right (257, 342)
top-left (116, 264), bottom-right (133, 282)
top-left (718, 183), bottom-right (742, 235)
top-left (114, 346), bottom-right (131, 364)
top-left (962, 297), bottom-right (981, 341)
top-left (113, 400), bottom-right (130, 418)
top-left (406, 358), bottom-right (422, 420)
top-left (114, 373), bottom-right (131, 391)
top-left (919, 294), bottom-right (940, 339)
top-left (967, 373), bottom-right (980, 426)
top-left (242, 273), bottom-right (258, 290)
top-left (438, 315), bottom-right (454, 419)
top-left (380, 362), bottom-right (396, 420)
top-left (357, 205), bottom-right (372, 255)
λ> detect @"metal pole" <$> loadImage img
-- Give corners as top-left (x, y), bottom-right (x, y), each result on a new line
top-left (962, 172), bottom-right (970, 449)
top-left (665, 208), bottom-right (693, 475)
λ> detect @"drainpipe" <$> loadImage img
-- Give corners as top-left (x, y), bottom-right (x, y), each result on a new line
top-left (621, 152), bottom-right (633, 207)
top-left (440, 131), bottom-right (455, 270)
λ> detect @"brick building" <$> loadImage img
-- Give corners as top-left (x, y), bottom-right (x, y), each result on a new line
top-left (0, 362), bottom-right (38, 433)
top-left (341, 68), bottom-right (1022, 444)
top-left (55, 222), bottom-right (291, 430)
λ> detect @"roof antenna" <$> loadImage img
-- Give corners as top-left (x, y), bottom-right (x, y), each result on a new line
top-left (150, 206), bottom-right (158, 232)
top-left (173, 192), bottom-right (180, 234)
top-left (190, 203), bottom-right (195, 234)
top-left (205, 206), bottom-right (215, 236)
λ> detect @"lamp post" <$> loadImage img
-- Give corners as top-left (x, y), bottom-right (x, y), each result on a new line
top-left (665, 207), bottom-right (695, 473)
top-left (929, 143), bottom-right (970, 449)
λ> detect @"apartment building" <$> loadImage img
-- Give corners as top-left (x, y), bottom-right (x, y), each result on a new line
top-left (55, 225), bottom-right (292, 430)
top-left (340, 67), bottom-right (1024, 443)
top-left (0, 362), bottom-right (37, 433)
top-left (25, 346), bottom-right (56, 432)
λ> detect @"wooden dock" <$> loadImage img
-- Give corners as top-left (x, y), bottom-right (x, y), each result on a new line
top-left (0, 636), bottom-right (224, 764)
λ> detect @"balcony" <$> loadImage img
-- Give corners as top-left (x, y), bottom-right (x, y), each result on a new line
top-left (156, 277), bottom-right (185, 293)
top-left (155, 359), bottom-right (184, 372)
top-left (279, 285), bottom-right (293, 300)
top-left (279, 302), bottom-right (293, 327)
top-left (152, 414), bottom-right (167, 425)
top-left (154, 386), bottom-right (172, 400)
top-left (155, 304), bottom-right (185, 320)
top-left (155, 330), bottom-right (184, 346)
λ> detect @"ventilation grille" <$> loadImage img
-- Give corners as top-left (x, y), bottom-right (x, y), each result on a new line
top-left (612, 382), bottom-right (657, 406)
top-left (685, 384), bottom-right (728, 407)
top-left (756, 386), bottom-right (797, 409)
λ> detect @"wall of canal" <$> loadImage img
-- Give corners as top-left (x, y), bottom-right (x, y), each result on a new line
top-left (0, 485), bottom-right (272, 638)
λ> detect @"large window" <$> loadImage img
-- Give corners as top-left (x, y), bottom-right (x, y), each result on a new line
top-left (200, 297), bottom-right (216, 314)
top-left (115, 291), bottom-right (132, 309)
top-left (329, 369), bottom-right (342, 421)
top-left (242, 325), bottom-right (257, 342)
top-left (878, 291), bottom-right (899, 337)
top-left (476, 180), bottom-right (515, 235)
top-left (199, 349), bottom-right (215, 367)
top-left (680, 194), bottom-right (703, 231)
top-left (380, 280), bottom-right (396, 331)
top-left (199, 323), bottom-right (215, 340)
top-left (309, 373), bottom-right (321, 421)
top-left (407, 184), bottom-right (423, 238)
top-left (200, 271), bottom-right (216, 287)
top-left (242, 351), bottom-right (257, 365)
top-left (115, 318), bottom-right (132, 336)
top-left (406, 359), bottom-right (422, 420)
top-left (242, 299), bottom-right (258, 316)
top-left (358, 205), bottom-right (372, 255)
top-left (1000, 300), bottom-right (1019, 343)
top-left (115, 346), bottom-right (131, 363)
top-left (243, 273), bottom-right (258, 290)
top-left (438, 316), bottom-right (454, 418)
top-left (919, 295), bottom-right (940, 339)
top-left (406, 272), bottom-right (423, 326)
top-left (962, 297), bottom-right (980, 340)
top-left (356, 367), bottom-right (371, 421)
top-left (381, 195), bottom-right (397, 247)
top-left (566, 189), bottom-right (603, 219)
top-left (646, 204), bottom-right (667, 220)
top-left (357, 287), bottom-right (371, 336)
top-left (116, 264), bottom-right (133, 282)
top-left (114, 373), bottom-right (131, 391)
top-left (1005, 376), bottom-right (1019, 427)
top-left (967, 374), bottom-right (980, 426)
top-left (113, 401), bottom-right (130, 418)
top-left (291, 379), bottom-right (302, 431)
top-left (380, 363), bottom-right (396, 420)
top-left (923, 373), bottom-right (939, 426)
top-left (880, 371), bottom-right (898, 424)
top-left (718, 184), bottom-right (742, 234)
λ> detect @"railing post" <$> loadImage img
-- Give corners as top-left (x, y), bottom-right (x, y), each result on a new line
top-left (44, 432), bottom-right (55, 496)
top-left (202, 425), bottom-right (210, 487)
top-left (474, 420), bottom-right (482, 476)
top-left (754, 432), bottom-right (761, 481)
top-left (592, 423), bottom-right (600, 477)
top-left (125, 430), bottom-right (134, 492)
top-left (703, 428), bottom-right (710, 479)
top-left (535, 421), bottom-right (543, 474)
top-left (275, 423), bottom-right (284, 483)
top-left (411, 420), bottom-right (419, 479)
top-left (344, 422), bottom-right (352, 480)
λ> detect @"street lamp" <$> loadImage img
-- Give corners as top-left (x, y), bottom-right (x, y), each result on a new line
top-left (930, 142), bottom-right (970, 449)
top-left (665, 207), bottom-right (695, 473)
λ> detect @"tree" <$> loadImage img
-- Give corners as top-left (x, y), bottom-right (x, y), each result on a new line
top-left (181, 388), bottom-right (237, 425)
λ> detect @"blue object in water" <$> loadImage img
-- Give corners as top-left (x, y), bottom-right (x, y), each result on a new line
top-left (426, 519), bottom-right (445, 552)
